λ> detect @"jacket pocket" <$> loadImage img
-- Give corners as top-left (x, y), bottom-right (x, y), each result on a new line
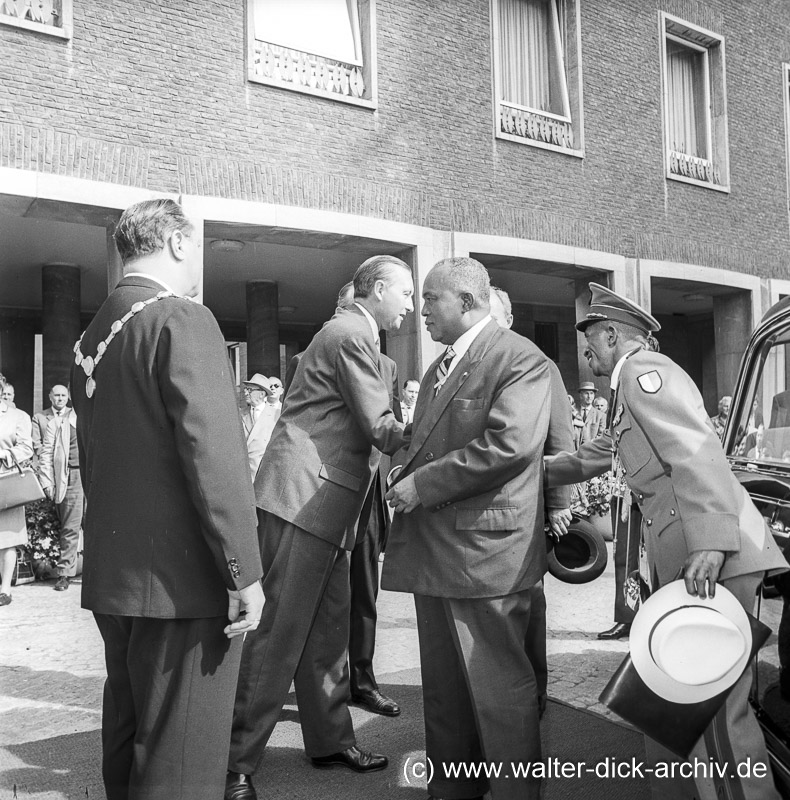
top-left (456, 506), bottom-right (518, 531)
top-left (452, 397), bottom-right (485, 410)
top-left (319, 463), bottom-right (363, 492)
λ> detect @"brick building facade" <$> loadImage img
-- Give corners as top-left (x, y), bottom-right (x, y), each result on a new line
top-left (1, 0), bottom-right (789, 416)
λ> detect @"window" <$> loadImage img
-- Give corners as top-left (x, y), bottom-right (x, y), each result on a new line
top-left (660, 14), bottom-right (729, 191)
top-left (784, 64), bottom-right (790, 210)
top-left (493, 0), bottom-right (583, 156)
top-left (247, 0), bottom-right (376, 108)
top-left (0, 0), bottom-right (72, 38)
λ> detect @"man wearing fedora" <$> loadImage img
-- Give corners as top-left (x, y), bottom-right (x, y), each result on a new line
top-left (241, 374), bottom-right (279, 481)
top-left (575, 381), bottom-right (605, 446)
top-left (545, 282), bottom-right (788, 800)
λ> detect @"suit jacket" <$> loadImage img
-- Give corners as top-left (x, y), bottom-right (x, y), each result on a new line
top-left (545, 349), bottom-right (788, 587)
top-left (575, 404), bottom-right (605, 445)
top-left (32, 407), bottom-right (55, 456)
top-left (544, 360), bottom-right (573, 510)
top-left (382, 320), bottom-right (552, 599)
top-left (71, 275), bottom-right (262, 619)
top-left (255, 306), bottom-right (405, 549)
top-left (242, 403), bottom-right (280, 480)
top-left (39, 410), bottom-right (77, 503)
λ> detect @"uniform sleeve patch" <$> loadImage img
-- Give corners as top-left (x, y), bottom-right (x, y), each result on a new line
top-left (637, 371), bottom-right (662, 393)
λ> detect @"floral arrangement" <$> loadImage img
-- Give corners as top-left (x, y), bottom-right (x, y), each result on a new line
top-left (25, 498), bottom-right (62, 568)
top-left (570, 473), bottom-right (614, 518)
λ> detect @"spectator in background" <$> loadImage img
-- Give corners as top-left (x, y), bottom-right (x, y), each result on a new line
top-left (0, 372), bottom-right (34, 606)
top-left (39, 393), bottom-right (84, 592)
top-left (1, 383), bottom-right (16, 408)
top-left (575, 382), bottom-right (606, 446)
top-left (32, 385), bottom-right (69, 456)
top-left (267, 378), bottom-right (283, 409)
top-left (710, 395), bottom-right (732, 440)
top-left (593, 395), bottom-right (608, 417)
top-left (241, 375), bottom-right (279, 481)
top-left (399, 379), bottom-right (419, 424)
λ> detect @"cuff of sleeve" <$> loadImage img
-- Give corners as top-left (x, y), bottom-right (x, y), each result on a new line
top-left (684, 513), bottom-right (741, 554)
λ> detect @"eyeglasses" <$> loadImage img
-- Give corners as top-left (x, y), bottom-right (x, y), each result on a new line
top-left (270, 383), bottom-right (282, 390)
top-left (243, 387), bottom-right (264, 394)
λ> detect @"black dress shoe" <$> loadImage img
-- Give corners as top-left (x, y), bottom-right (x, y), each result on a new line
top-left (311, 745), bottom-right (388, 772)
top-left (597, 622), bottom-right (631, 640)
top-left (224, 771), bottom-right (257, 800)
top-left (54, 576), bottom-right (69, 591)
top-left (351, 688), bottom-right (401, 717)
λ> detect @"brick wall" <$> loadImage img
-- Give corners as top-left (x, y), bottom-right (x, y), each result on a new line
top-left (1, 0), bottom-right (789, 274)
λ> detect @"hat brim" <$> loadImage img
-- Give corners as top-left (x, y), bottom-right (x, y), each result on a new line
top-left (242, 382), bottom-right (274, 395)
top-left (629, 581), bottom-right (751, 704)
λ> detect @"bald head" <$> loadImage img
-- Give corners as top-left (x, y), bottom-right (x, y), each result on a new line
top-left (490, 286), bottom-right (513, 329)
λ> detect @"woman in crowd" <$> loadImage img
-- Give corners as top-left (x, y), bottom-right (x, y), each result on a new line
top-left (0, 372), bottom-right (34, 605)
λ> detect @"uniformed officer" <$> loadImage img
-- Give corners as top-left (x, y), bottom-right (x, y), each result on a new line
top-left (545, 283), bottom-right (787, 800)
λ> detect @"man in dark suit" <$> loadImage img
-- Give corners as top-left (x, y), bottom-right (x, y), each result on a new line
top-left (384, 258), bottom-right (551, 800)
top-left (225, 256), bottom-right (413, 800)
top-left (334, 281), bottom-right (403, 717)
top-left (70, 199), bottom-right (264, 800)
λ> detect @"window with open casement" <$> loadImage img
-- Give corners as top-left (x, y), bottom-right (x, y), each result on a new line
top-left (247, 0), bottom-right (376, 108)
top-left (493, 0), bottom-right (583, 157)
top-left (660, 13), bottom-right (729, 191)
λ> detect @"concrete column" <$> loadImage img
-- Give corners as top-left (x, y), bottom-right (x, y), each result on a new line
top-left (0, 320), bottom-right (36, 414)
top-left (713, 290), bottom-right (752, 399)
top-left (42, 264), bottom-right (81, 394)
top-left (246, 280), bottom-right (280, 379)
top-left (106, 223), bottom-right (123, 293)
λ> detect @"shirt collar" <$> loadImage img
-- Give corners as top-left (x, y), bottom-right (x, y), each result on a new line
top-left (124, 272), bottom-right (177, 295)
top-left (610, 346), bottom-right (644, 390)
top-left (447, 315), bottom-right (492, 370)
top-left (354, 302), bottom-right (380, 345)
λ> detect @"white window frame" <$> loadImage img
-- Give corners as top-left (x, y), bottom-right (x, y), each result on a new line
top-left (660, 12), bottom-right (729, 193)
top-left (492, 0), bottom-right (584, 158)
top-left (246, 0), bottom-right (377, 110)
top-left (783, 63), bottom-right (790, 212)
top-left (0, 0), bottom-right (72, 39)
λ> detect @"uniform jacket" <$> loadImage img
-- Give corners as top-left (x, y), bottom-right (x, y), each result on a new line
top-left (545, 349), bottom-right (788, 587)
top-left (255, 306), bottom-right (405, 549)
top-left (382, 320), bottom-right (552, 598)
top-left (242, 403), bottom-right (280, 481)
top-left (39, 410), bottom-right (77, 503)
top-left (71, 275), bottom-right (262, 619)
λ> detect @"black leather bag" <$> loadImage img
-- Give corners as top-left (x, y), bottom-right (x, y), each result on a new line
top-left (0, 453), bottom-right (45, 511)
top-left (599, 612), bottom-right (770, 758)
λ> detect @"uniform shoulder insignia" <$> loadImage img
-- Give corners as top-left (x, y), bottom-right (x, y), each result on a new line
top-left (637, 371), bottom-right (662, 393)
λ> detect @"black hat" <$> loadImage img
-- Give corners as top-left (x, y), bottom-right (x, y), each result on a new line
top-left (576, 283), bottom-right (661, 334)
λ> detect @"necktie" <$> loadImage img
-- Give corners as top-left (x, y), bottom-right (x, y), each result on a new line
top-left (434, 346), bottom-right (456, 395)
top-left (605, 388), bottom-right (616, 430)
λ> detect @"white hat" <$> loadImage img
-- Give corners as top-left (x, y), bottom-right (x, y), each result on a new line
top-left (629, 580), bottom-right (751, 704)
top-left (242, 373), bottom-right (274, 395)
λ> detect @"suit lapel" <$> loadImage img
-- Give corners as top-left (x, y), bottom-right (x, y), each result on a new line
top-left (401, 321), bottom-right (501, 475)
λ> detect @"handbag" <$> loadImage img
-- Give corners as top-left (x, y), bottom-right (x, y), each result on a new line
top-left (0, 452), bottom-right (45, 511)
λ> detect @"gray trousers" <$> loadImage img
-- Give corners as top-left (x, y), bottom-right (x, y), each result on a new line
top-left (56, 467), bottom-right (83, 577)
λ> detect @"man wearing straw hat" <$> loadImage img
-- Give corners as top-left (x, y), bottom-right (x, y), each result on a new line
top-left (545, 282), bottom-right (787, 800)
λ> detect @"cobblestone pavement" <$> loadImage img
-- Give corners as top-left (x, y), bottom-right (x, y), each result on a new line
top-left (0, 542), bottom-right (784, 798)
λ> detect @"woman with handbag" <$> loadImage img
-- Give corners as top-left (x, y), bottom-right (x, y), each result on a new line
top-left (0, 373), bottom-right (35, 606)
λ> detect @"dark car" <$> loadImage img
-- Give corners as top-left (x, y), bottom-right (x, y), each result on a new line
top-left (725, 295), bottom-right (790, 794)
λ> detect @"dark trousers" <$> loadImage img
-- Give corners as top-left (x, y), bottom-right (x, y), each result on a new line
top-left (612, 502), bottom-right (641, 624)
top-left (415, 590), bottom-right (542, 800)
top-left (229, 511), bottom-right (356, 775)
top-left (349, 477), bottom-right (386, 695)
top-left (93, 613), bottom-right (242, 800)
top-left (56, 467), bottom-right (83, 577)
top-left (523, 581), bottom-right (547, 702)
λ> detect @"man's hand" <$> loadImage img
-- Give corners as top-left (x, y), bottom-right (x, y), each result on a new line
top-left (386, 473), bottom-right (421, 514)
top-left (224, 580), bottom-right (265, 639)
top-left (547, 508), bottom-right (572, 537)
top-left (683, 550), bottom-right (726, 599)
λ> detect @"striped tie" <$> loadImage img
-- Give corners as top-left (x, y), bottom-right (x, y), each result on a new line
top-left (434, 346), bottom-right (456, 395)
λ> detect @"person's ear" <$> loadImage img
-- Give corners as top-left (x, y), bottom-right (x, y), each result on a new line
top-left (460, 292), bottom-right (475, 313)
top-left (169, 229), bottom-right (187, 261)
